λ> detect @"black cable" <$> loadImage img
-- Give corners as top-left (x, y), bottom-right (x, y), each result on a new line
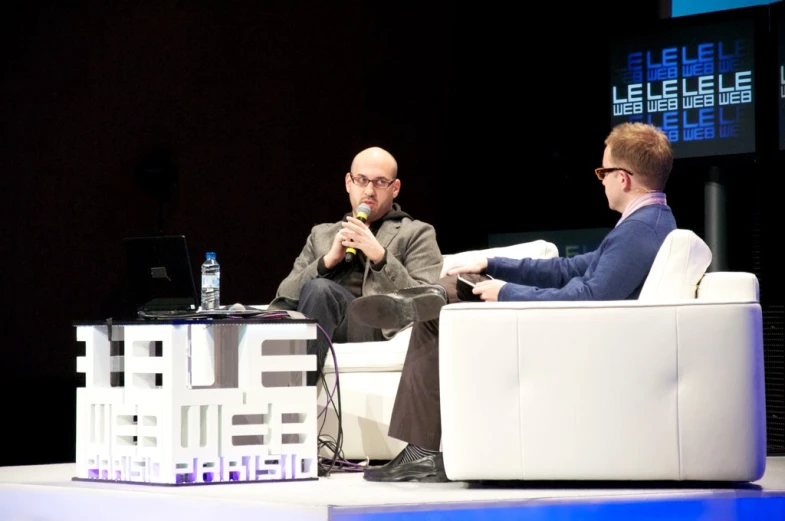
top-left (311, 324), bottom-right (369, 476)
top-left (314, 326), bottom-right (345, 477)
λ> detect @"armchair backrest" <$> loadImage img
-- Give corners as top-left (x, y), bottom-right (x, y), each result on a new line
top-left (638, 229), bottom-right (712, 301)
top-left (440, 240), bottom-right (559, 278)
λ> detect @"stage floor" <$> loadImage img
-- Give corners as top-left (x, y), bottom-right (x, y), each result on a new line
top-left (2, 458), bottom-right (785, 521)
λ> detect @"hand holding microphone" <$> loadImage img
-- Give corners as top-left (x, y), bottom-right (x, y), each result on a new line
top-left (344, 203), bottom-right (372, 263)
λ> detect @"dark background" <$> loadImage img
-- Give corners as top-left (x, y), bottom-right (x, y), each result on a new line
top-left (1, 1), bottom-right (781, 467)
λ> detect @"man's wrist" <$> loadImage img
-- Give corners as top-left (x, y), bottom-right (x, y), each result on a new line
top-left (370, 248), bottom-right (388, 269)
top-left (322, 254), bottom-right (341, 271)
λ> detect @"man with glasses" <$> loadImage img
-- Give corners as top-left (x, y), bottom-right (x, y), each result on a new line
top-left (349, 122), bottom-right (677, 482)
top-left (269, 146), bottom-right (443, 386)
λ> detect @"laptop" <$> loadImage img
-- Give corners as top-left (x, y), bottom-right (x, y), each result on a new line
top-left (122, 235), bottom-right (271, 320)
top-left (122, 235), bottom-right (200, 317)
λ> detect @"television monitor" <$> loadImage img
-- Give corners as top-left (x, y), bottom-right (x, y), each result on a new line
top-left (668, 0), bottom-right (778, 19)
top-left (609, 6), bottom-right (768, 160)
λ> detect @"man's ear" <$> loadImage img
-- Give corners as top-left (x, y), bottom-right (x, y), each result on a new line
top-left (345, 172), bottom-right (352, 192)
top-left (392, 178), bottom-right (401, 198)
top-left (621, 171), bottom-right (633, 190)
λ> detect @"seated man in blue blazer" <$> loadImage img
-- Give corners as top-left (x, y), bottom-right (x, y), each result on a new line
top-left (350, 123), bottom-right (678, 482)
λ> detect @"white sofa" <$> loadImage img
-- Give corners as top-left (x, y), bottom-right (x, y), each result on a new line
top-left (439, 229), bottom-right (766, 482)
top-left (318, 239), bottom-right (559, 461)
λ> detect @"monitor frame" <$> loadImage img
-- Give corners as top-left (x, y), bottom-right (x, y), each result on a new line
top-left (771, 0), bottom-right (785, 154)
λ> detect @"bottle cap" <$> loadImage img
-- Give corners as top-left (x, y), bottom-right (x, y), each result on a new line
top-left (206, 252), bottom-right (216, 260)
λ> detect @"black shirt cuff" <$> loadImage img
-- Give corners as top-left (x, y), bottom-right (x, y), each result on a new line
top-left (371, 249), bottom-right (388, 271)
top-left (317, 256), bottom-right (332, 276)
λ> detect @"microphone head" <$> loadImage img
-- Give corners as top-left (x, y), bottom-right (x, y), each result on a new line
top-left (356, 203), bottom-right (372, 220)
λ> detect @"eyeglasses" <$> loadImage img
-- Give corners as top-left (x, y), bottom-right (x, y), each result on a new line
top-left (595, 167), bottom-right (636, 180)
top-left (349, 173), bottom-right (397, 189)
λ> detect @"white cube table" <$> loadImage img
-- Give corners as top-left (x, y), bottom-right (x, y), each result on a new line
top-left (74, 316), bottom-right (318, 485)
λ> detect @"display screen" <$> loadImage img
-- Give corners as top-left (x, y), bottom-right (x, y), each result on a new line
top-left (671, 0), bottom-right (777, 19)
top-left (610, 17), bottom-right (757, 159)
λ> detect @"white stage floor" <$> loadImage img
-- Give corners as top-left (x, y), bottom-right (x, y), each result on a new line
top-left (2, 458), bottom-right (785, 521)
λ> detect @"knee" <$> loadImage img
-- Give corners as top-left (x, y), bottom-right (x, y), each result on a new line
top-left (300, 278), bottom-right (337, 301)
top-left (438, 275), bottom-right (454, 288)
top-left (438, 275), bottom-right (458, 303)
top-left (298, 278), bottom-right (349, 320)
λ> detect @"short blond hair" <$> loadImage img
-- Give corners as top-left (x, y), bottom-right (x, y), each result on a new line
top-left (605, 123), bottom-right (673, 191)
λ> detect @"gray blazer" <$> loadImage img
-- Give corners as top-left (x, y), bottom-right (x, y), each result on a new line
top-left (269, 215), bottom-right (443, 337)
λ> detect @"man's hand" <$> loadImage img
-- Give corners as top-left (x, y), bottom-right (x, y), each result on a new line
top-left (323, 227), bottom-right (350, 269)
top-left (444, 256), bottom-right (488, 276)
top-left (472, 279), bottom-right (507, 302)
top-left (340, 216), bottom-right (385, 264)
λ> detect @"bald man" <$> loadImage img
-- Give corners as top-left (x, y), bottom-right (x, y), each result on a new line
top-left (269, 146), bottom-right (443, 386)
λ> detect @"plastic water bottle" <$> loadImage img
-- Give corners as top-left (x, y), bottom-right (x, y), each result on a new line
top-left (201, 252), bottom-right (220, 310)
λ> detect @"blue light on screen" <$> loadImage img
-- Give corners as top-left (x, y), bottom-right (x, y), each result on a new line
top-left (672, 0), bottom-right (779, 17)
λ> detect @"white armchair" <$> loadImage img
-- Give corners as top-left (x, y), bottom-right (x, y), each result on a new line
top-left (319, 239), bottom-right (559, 461)
top-left (439, 229), bottom-right (766, 482)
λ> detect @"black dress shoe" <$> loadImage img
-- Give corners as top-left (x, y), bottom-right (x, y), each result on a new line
top-left (349, 285), bottom-right (448, 330)
top-left (363, 452), bottom-right (449, 482)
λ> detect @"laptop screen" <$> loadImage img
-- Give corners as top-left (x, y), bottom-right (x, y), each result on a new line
top-left (122, 235), bottom-right (199, 313)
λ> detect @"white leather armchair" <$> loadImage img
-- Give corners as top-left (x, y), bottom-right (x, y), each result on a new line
top-left (439, 229), bottom-right (766, 482)
top-left (319, 240), bottom-right (559, 461)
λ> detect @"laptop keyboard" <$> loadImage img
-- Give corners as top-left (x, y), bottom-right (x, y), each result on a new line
top-left (138, 309), bottom-right (194, 318)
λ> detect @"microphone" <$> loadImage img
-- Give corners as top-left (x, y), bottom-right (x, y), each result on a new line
top-left (344, 203), bottom-right (371, 263)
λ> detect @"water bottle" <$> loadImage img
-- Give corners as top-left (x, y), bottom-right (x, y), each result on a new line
top-left (201, 252), bottom-right (220, 310)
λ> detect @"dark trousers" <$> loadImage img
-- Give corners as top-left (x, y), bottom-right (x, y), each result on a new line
top-left (387, 273), bottom-right (488, 451)
top-left (297, 278), bottom-right (385, 385)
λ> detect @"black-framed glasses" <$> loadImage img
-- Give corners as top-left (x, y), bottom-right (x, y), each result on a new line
top-left (349, 173), bottom-right (397, 189)
top-left (595, 167), bottom-right (636, 180)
